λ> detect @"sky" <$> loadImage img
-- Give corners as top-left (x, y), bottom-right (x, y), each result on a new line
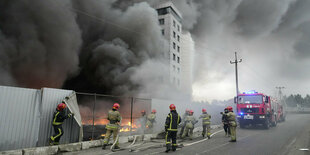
top-left (169, 0), bottom-right (310, 101)
top-left (0, 0), bottom-right (310, 102)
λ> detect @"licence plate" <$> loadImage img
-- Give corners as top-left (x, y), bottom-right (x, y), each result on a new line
top-left (244, 115), bottom-right (254, 119)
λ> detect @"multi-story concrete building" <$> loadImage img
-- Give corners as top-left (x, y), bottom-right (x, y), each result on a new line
top-left (153, 1), bottom-right (183, 88)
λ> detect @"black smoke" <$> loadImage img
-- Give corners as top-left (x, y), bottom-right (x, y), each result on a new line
top-left (0, 0), bottom-right (170, 97)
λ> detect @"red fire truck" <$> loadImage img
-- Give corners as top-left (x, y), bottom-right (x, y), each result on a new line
top-left (235, 90), bottom-right (279, 129)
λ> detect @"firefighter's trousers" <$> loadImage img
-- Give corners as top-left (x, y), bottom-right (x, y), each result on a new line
top-left (179, 125), bottom-right (185, 136)
top-left (223, 124), bottom-right (231, 135)
top-left (182, 127), bottom-right (194, 139)
top-left (51, 125), bottom-right (63, 145)
top-left (104, 129), bottom-right (119, 146)
top-left (203, 124), bottom-right (211, 137)
top-left (166, 131), bottom-right (177, 150)
top-left (229, 126), bottom-right (236, 141)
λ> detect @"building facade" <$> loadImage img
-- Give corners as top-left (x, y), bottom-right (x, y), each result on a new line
top-left (153, 1), bottom-right (183, 88)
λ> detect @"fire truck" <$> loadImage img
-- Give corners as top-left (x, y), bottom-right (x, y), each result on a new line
top-left (235, 90), bottom-right (280, 129)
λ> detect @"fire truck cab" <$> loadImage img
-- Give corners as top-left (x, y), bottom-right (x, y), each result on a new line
top-left (235, 90), bottom-right (277, 129)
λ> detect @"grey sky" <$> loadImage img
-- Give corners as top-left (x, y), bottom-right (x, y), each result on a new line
top-left (0, 0), bottom-right (309, 101)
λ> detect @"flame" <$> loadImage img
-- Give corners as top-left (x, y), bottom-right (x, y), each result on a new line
top-left (82, 118), bottom-right (140, 132)
top-left (101, 134), bottom-right (105, 137)
top-left (120, 128), bottom-right (131, 132)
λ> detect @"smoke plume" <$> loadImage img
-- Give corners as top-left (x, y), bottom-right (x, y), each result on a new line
top-left (1, 0), bottom-right (310, 101)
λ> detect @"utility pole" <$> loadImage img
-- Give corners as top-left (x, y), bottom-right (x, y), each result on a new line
top-left (276, 86), bottom-right (285, 103)
top-left (230, 52), bottom-right (242, 97)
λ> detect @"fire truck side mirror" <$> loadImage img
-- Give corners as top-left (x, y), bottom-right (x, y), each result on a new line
top-left (265, 96), bottom-right (269, 103)
top-left (234, 97), bottom-right (237, 104)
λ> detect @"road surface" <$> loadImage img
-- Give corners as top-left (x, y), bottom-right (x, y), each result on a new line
top-left (63, 113), bottom-right (310, 155)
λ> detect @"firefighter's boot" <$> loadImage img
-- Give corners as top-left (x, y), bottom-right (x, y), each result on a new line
top-left (102, 144), bottom-right (107, 150)
top-left (172, 145), bottom-right (177, 152)
top-left (114, 145), bottom-right (120, 149)
top-left (165, 144), bottom-right (171, 153)
top-left (202, 133), bottom-right (205, 138)
top-left (49, 137), bottom-right (54, 146)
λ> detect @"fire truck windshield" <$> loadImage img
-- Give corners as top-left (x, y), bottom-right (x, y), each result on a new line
top-left (238, 95), bottom-right (263, 104)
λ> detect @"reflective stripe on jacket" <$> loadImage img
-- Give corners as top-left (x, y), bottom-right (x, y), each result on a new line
top-left (200, 113), bottom-right (211, 125)
top-left (52, 109), bottom-right (70, 126)
top-left (106, 109), bottom-right (121, 130)
top-left (165, 110), bottom-right (181, 131)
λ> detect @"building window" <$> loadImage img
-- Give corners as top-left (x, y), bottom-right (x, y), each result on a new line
top-left (173, 42), bottom-right (176, 49)
top-left (161, 29), bottom-right (165, 35)
top-left (159, 19), bottom-right (165, 25)
top-left (173, 54), bottom-right (176, 61)
top-left (177, 79), bottom-right (180, 86)
top-left (173, 31), bottom-right (176, 38)
top-left (177, 57), bottom-right (180, 63)
top-left (157, 8), bottom-right (168, 15)
top-left (177, 46), bottom-right (180, 52)
top-left (173, 20), bottom-right (176, 27)
top-left (173, 65), bottom-right (175, 71)
top-left (177, 35), bottom-right (180, 41)
top-left (177, 67), bottom-right (180, 73)
top-left (177, 25), bottom-right (180, 31)
top-left (173, 77), bottom-right (176, 83)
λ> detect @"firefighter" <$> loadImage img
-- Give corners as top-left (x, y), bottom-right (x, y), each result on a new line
top-left (199, 108), bottom-right (211, 139)
top-left (165, 104), bottom-right (181, 153)
top-left (49, 102), bottom-right (74, 145)
top-left (179, 109), bottom-right (190, 137)
top-left (138, 110), bottom-right (147, 133)
top-left (146, 109), bottom-right (157, 133)
top-left (102, 103), bottom-right (122, 149)
top-left (222, 108), bottom-right (231, 137)
top-left (225, 106), bottom-right (237, 142)
top-left (182, 110), bottom-right (198, 140)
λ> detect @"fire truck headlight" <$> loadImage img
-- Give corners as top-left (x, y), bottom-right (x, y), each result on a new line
top-left (259, 116), bottom-right (265, 119)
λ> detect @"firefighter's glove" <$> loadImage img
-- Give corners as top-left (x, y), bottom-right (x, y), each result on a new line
top-left (68, 113), bottom-right (74, 117)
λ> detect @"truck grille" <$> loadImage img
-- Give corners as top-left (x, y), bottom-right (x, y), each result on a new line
top-left (240, 108), bottom-right (259, 113)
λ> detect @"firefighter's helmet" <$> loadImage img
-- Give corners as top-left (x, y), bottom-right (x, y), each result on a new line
top-left (113, 103), bottom-right (120, 110)
top-left (202, 108), bottom-right (206, 113)
top-left (189, 110), bottom-right (194, 115)
top-left (152, 109), bottom-right (157, 113)
top-left (57, 102), bottom-right (66, 111)
top-left (227, 106), bottom-right (233, 112)
top-left (169, 104), bottom-right (176, 110)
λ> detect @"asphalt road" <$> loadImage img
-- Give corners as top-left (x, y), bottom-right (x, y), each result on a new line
top-left (64, 113), bottom-right (310, 155)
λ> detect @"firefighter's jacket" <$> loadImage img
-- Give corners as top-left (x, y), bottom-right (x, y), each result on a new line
top-left (199, 113), bottom-right (211, 125)
top-left (146, 113), bottom-right (156, 128)
top-left (226, 111), bottom-right (237, 127)
top-left (165, 110), bottom-right (181, 131)
top-left (180, 113), bottom-right (188, 127)
top-left (106, 109), bottom-right (122, 130)
top-left (52, 109), bottom-right (71, 126)
top-left (184, 115), bottom-right (197, 129)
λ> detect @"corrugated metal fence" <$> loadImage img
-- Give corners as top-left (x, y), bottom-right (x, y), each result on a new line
top-left (0, 86), bottom-right (81, 151)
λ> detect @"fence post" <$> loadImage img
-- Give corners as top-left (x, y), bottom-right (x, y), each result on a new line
top-left (91, 93), bottom-right (96, 140)
top-left (130, 97), bottom-right (134, 135)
